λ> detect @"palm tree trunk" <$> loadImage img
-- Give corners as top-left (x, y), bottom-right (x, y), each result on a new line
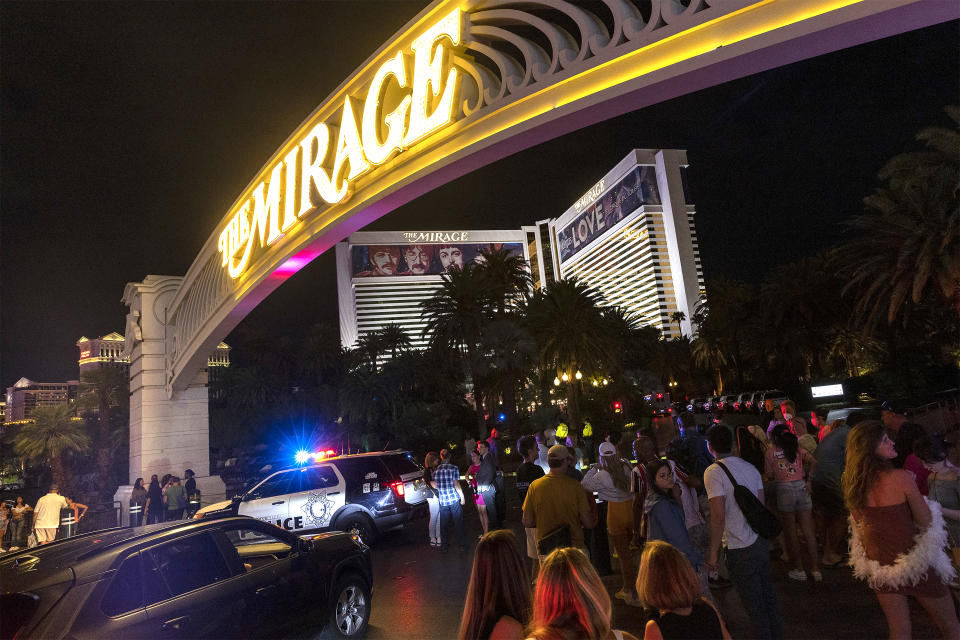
top-left (51, 455), bottom-right (66, 491)
top-left (466, 344), bottom-right (486, 437)
top-left (568, 382), bottom-right (581, 435)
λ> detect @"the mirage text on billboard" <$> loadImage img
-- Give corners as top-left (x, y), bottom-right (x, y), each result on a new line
top-left (557, 165), bottom-right (660, 262)
top-left (351, 241), bottom-right (524, 277)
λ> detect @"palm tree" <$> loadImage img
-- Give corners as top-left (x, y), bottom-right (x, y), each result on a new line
top-left (354, 331), bottom-right (385, 369)
top-left (842, 106), bottom-right (960, 326)
top-left (377, 324), bottom-right (412, 360)
top-left (477, 318), bottom-right (537, 428)
top-left (422, 265), bottom-right (492, 433)
top-left (670, 311), bottom-right (686, 336)
top-left (691, 336), bottom-right (727, 394)
top-left (79, 366), bottom-right (128, 499)
top-left (14, 404), bottom-right (90, 491)
top-left (476, 246), bottom-right (532, 316)
top-left (523, 278), bottom-right (614, 429)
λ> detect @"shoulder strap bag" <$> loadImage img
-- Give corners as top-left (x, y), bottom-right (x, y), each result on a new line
top-left (716, 460), bottom-right (782, 539)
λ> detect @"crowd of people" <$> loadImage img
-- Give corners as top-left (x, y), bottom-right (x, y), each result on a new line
top-left (432, 396), bottom-right (960, 640)
top-left (0, 486), bottom-right (89, 549)
top-left (128, 468), bottom-right (201, 525)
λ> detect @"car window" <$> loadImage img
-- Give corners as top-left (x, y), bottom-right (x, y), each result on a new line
top-left (101, 554), bottom-right (143, 616)
top-left (379, 454), bottom-right (423, 480)
top-left (248, 471), bottom-right (294, 499)
top-left (336, 458), bottom-right (387, 488)
top-left (304, 466), bottom-right (339, 491)
top-left (222, 525), bottom-right (293, 571)
top-left (143, 533), bottom-right (231, 602)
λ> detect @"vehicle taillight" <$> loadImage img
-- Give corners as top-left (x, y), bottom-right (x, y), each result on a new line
top-left (390, 481), bottom-right (405, 498)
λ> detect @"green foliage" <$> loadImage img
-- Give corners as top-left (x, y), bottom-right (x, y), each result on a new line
top-left (14, 404), bottom-right (90, 490)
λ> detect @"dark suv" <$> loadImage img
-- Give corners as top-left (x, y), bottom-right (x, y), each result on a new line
top-left (195, 450), bottom-right (429, 545)
top-left (1, 516), bottom-right (372, 639)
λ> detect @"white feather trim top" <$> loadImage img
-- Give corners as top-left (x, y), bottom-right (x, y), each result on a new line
top-left (848, 497), bottom-right (956, 590)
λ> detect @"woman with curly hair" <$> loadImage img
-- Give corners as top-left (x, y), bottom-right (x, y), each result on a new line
top-left (458, 530), bottom-right (531, 640)
top-left (525, 547), bottom-right (638, 640)
top-left (843, 420), bottom-right (959, 639)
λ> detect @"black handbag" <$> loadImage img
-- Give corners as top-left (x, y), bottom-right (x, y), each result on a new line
top-left (536, 524), bottom-right (572, 556)
top-left (715, 460), bottom-right (782, 539)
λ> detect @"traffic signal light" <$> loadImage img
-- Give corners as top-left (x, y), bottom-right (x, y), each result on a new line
top-left (657, 393), bottom-right (663, 400)
top-left (613, 401), bottom-right (622, 413)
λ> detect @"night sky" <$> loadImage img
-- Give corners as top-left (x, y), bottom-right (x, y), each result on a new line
top-left (2, 2), bottom-right (957, 389)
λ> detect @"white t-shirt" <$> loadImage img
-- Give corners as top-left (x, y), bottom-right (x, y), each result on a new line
top-left (704, 456), bottom-right (763, 549)
top-left (34, 493), bottom-right (68, 529)
top-left (581, 464), bottom-right (632, 503)
top-left (536, 443), bottom-right (550, 475)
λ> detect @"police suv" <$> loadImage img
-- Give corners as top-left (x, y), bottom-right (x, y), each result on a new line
top-left (195, 450), bottom-right (430, 544)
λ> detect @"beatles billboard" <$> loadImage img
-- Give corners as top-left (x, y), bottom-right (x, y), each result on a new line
top-left (557, 165), bottom-right (660, 263)
top-left (351, 240), bottom-right (523, 277)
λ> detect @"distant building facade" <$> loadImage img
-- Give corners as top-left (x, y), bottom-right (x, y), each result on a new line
top-left (335, 149), bottom-right (704, 349)
top-left (336, 230), bottom-right (534, 351)
top-left (4, 378), bottom-right (79, 423)
top-left (548, 149), bottom-right (703, 339)
top-left (77, 332), bottom-right (130, 377)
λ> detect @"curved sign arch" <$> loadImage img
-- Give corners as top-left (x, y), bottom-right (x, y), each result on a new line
top-left (164, 0), bottom-right (955, 393)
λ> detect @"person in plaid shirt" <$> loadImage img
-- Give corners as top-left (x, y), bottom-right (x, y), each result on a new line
top-left (431, 448), bottom-right (467, 551)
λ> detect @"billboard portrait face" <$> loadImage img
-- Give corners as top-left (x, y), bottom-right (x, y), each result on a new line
top-left (437, 244), bottom-right (464, 272)
top-left (368, 245), bottom-right (400, 276)
top-left (401, 244), bottom-right (433, 275)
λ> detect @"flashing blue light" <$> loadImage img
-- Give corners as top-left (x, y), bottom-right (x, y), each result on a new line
top-left (295, 450), bottom-right (311, 465)
top-left (498, 414), bottom-right (506, 422)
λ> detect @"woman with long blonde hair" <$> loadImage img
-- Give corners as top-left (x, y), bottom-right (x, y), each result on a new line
top-left (525, 547), bottom-right (638, 640)
top-left (458, 530), bottom-right (531, 640)
top-left (582, 442), bottom-right (638, 605)
top-left (843, 420), bottom-right (959, 639)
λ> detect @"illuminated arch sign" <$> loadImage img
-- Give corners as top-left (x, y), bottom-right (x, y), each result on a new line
top-left (218, 9), bottom-right (466, 279)
top-left (165, 0), bottom-right (955, 394)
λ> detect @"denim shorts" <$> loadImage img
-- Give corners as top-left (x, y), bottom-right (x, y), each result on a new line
top-left (776, 479), bottom-right (812, 512)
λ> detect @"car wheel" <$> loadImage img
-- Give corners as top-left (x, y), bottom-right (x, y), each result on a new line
top-left (339, 514), bottom-right (378, 546)
top-left (328, 572), bottom-right (370, 638)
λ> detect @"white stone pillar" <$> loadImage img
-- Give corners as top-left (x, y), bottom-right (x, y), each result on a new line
top-left (114, 275), bottom-right (225, 525)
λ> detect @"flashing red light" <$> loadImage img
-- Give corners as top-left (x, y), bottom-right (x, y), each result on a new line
top-left (390, 481), bottom-right (405, 498)
top-left (657, 393), bottom-right (663, 400)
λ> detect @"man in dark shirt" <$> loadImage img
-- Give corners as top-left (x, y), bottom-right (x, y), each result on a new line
top-left (516, 435), bottom-right (545, 579)
top-left (516, 435), bottom-right (544, 502)
top-left (476, 440), bottom-right (501, 530)
top-left (183, 469), bottom-right (199, 517)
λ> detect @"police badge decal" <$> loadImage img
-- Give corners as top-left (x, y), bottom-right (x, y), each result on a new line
top-left (301, 492), bottom-right (335, 527)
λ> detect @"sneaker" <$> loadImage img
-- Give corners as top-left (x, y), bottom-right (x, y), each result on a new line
top-left (812, 571), bottom-right (823, 583)
top-left (708, 575), bottom-right (732, 588)
top-left (788, 569), bottom-right (808, 582)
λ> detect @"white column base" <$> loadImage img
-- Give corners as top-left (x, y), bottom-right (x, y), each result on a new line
top-left (114, 485), bottom-right (134, 527)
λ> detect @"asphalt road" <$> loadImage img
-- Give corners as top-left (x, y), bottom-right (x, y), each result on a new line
top-left (308, 469), bottom-right (945, 640)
